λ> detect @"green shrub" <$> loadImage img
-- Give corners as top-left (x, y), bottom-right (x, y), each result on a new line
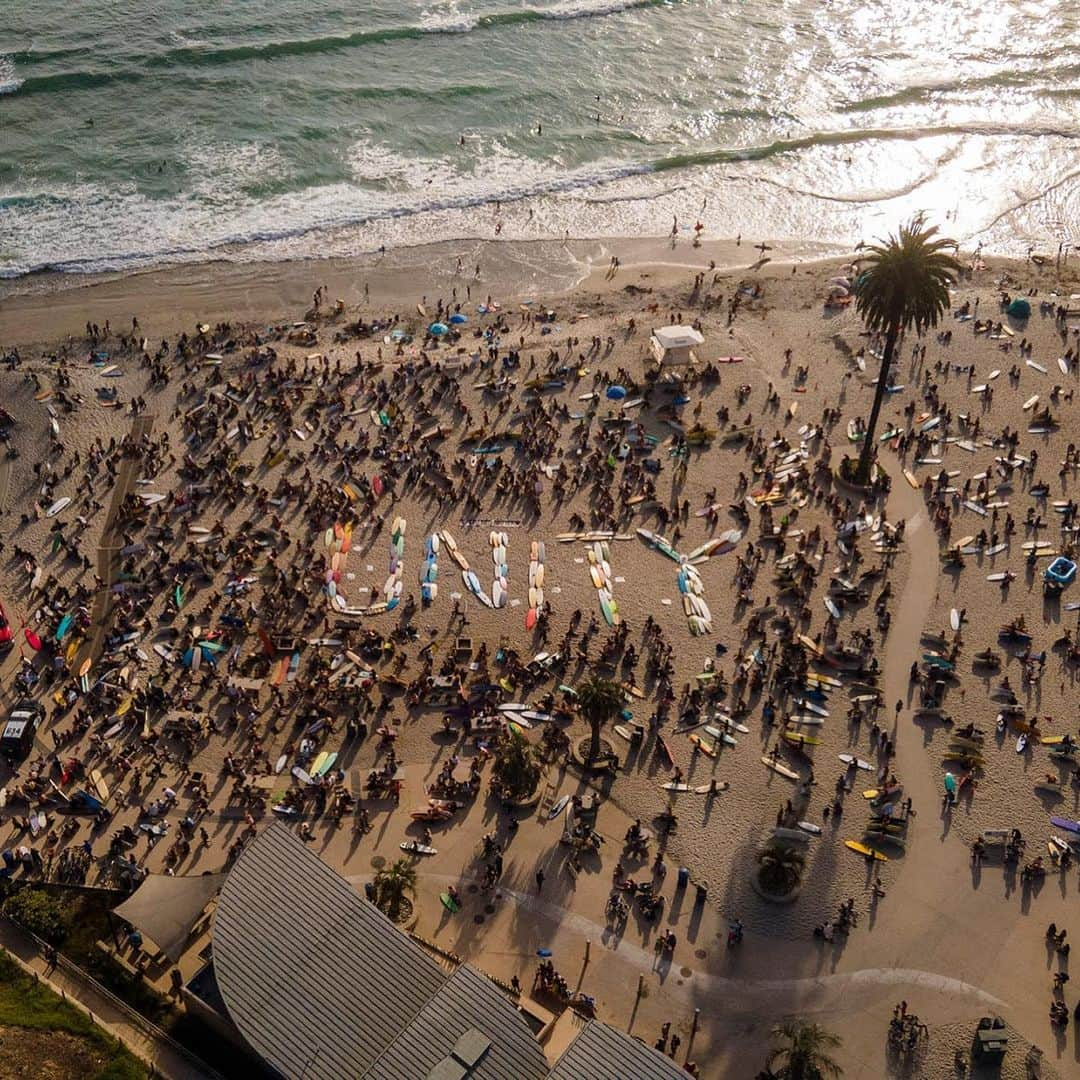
top-left (4, 888), bottom-right (67, 944)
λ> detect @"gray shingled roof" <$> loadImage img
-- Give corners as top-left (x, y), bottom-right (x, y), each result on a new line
top-left (213, 823), bottom-right (447, 1080)
top-left (549, 1019), bottom-right (690, 1080)
top-left (366, 965), bottom-right (549, 1080)
top-left (213, 824), bottom-right (551, 1080)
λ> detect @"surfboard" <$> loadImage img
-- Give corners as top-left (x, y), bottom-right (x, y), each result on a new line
top-left (547, 794), bottom-right (571, 819)
top-left (844, 840), bottom-right (888, 862)
top-left (761, 756), bottom-right (799, 780)
top-left (46, 497), bottom-right (71, 517)
top-left (689, 733), bottom-right (718, 757)
top-left (90, 769), bottom-right (109, 803)
top-left (950, 608), bottom-right (960, 631)
top-left (400, 842), bottom-right (437, 856)
top-left (782, 731), bottom-right (821, 747)
top-left (711, 716), bottom-right (750, 734)
top-left (694, 782), bottom-right (730, 794)
top-left (838, 754), bottom-right (872, 770)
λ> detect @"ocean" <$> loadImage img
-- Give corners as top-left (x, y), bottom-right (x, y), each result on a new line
top-left (1, 0), bottom-right (1077, 278)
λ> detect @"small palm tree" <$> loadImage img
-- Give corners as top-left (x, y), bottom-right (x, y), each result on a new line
top-left (853, 217), bottom-right (960, 483)
top-left (577, 676), bottom-right (625, 763)
top-left (373, 858), bottom-right (417, 921)
top-left (766, 1019), bottom-right (844, 1079)
top-left (492, 727), bottom-right (541, 798)
top-left (756, 841), bottom-right (806, 895)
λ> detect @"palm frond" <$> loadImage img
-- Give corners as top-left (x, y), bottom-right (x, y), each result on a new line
top-left (855, 217), bottom-right (959, 336)
top-left (765, 1018), bottom-right (845, 1078)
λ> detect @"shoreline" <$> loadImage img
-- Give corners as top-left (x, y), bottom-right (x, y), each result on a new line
top-left (2, 233), bottom-right (852, 346)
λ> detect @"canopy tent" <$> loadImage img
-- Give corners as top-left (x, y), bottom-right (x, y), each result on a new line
top-left (1007, 297), bottom-right (1031, 319)
top-left (113, 871), bottom-right (224, 963)
top-left (650, 325), bottom-right (704, 366)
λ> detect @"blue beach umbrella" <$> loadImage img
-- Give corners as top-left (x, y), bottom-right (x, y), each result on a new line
top-left (449, 313), bottom-right (468, 325)
top-left (428, 322), bottom-right (449, 336)
top-left (1007, 297), bottom-right (1031, 319)
top-left (606, 385), bottom-right (627, 400)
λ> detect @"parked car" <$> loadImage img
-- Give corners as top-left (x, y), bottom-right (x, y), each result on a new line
top-left (1, 700), bottom-right (44, 762)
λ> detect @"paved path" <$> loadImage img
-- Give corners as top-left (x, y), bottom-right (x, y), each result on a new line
top-left (84, 413), bottom-right (154, 668)
top-left (0, 454), bottom-right (11, 516)
top-left (378, 458), bottom-right (1062, 1077)
top-left (0, 919), bottom-right (211, 1080)
top-left (357, 870), bottom-right (1007, 1009)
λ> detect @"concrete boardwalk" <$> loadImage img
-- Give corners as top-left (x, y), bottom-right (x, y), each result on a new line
top-left (0, 917), bottom-right (212, 1079)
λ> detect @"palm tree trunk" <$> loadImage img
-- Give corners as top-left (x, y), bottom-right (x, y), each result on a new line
top-left (588, 719), bottom-right (601, 763)
top-left (856, 322), bottom-right (899, 483)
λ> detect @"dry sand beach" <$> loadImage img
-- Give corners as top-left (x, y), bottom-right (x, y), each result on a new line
top-left (1, 235), bottom-right (1079, 1078)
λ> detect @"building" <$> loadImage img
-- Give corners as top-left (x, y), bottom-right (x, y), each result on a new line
top-left (191, 823), bottom-right (690, 1080)
top-left (650, 325), bottom-right (704, 367)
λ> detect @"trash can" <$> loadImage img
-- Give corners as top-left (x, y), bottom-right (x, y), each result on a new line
top-left (695, 881), bottom-right (708, 902)
top-left (677, 866), bottom-right (690, 889)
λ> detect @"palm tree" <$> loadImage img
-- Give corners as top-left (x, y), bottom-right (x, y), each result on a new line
top-left (492, 726), bottom-right (541, 798)
top-left (373, 858), bottom-right (417, 921)
top-left (577, 676), bottom-right (625, 763)
top-left (852, 217), bottom-right (960, 483)
top-left (756, 841), bottom-right (806, 895)
top-left (766, 1019), bottom-right (844, 1079)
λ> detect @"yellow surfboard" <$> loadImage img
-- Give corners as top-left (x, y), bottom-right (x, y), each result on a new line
top-left (844, 840), bottom-right (888, 862)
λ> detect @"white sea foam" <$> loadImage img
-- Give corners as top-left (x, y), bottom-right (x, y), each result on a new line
top-left (3, 94), bottom-right (1075, 280)
top-left (542, 0), bottom-right (662, 20)
top-left (0, 55), bottom-right (23, 95)
top-left (418, 4), bottom-right (480, 35)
